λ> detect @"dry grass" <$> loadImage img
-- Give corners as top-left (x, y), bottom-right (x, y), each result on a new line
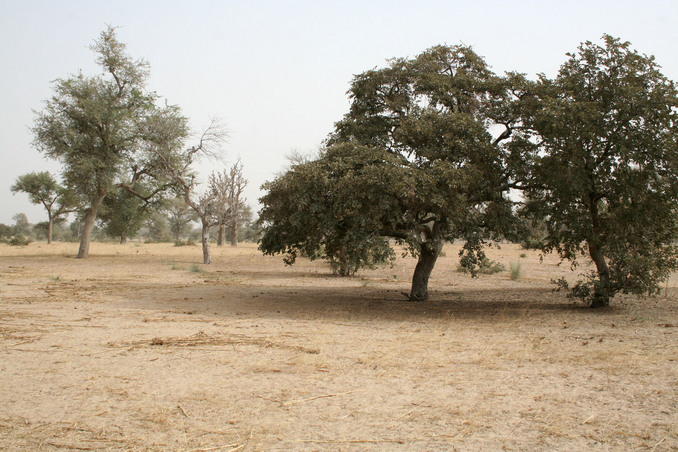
top-left (0, 241), bottom-right (677, 450)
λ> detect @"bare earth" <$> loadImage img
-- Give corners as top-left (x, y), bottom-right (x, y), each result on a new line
top-left (0, 242), bottom-right (676, 451)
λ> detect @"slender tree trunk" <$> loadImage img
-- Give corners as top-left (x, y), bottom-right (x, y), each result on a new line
top-left (230, 221), bottom-right (238, 247)
top-left (77, 194), bottom-right (105, 259)
top-left (47, 213), bottom-right (53, 245)
top-left (201, 221), bottom-right (212, 264)
top-left (217, 224), bottom-right (225, 246)
top-left (409, 239), bottom-right (444, 301)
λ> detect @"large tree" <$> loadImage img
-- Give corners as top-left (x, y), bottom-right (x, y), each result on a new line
top-left (32, 26), bottom-right (187, 258)
top-left (10, 171), bottom-right (77, 244)
top-left (260, 45), bottom-right (521, 298)
top-left (517, 35), bottom-right (678, 307)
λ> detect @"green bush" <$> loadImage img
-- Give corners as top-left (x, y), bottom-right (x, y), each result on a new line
top-left (457, 256), bottom-right (505, 275)
top-left (8, 236), bottom-right (32, 246)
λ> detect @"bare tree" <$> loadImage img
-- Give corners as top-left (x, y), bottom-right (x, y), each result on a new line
top-left (148, 115), bottom-right (228, 264)
top-left (210, 159), bottom-right (248, 247)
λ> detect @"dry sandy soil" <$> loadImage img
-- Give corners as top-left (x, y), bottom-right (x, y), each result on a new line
top-left (0, 241), bottom-right (676, 451)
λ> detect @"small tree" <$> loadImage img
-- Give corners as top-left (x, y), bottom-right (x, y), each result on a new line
top-left (12, 213), bottom-right (32, 239)
top-left (10, 172), bottom-right (76, 244)
top-left (517, 35), bottom-right (678, 307)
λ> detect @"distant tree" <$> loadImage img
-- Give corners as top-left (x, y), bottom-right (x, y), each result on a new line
top-left (13, 213), bottom-right (31, 237)
top-left (32, 27), bottom-right (189, 258)
top-left (517, 35), bottom-right (678, 307)
top-left (98, 187), bottom-right (147, 243)
top-left (260, 45), bottom-right (520, 293)
top-left (10, 171), bottom-right (77, 244)
top-left (228, 204), bottom-right (255, 243)
top-left (0, 223), bottom-right (13, 241)
top-left (211, 159), bottom-right (248, 247)
top-left (165, 197), bottom-right (197, 241)
top-left (145, 211), bottom-right (173, 242)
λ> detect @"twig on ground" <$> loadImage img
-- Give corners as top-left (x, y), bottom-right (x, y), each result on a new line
top-left (283, 389), bottom-right (365, 406)
top-left (178, 404), bottom-right (190, 418)
top-left (186, 444), bottom-right (241, 452)
top-left (651, 435), bottom-right (667, 452)
top-left (295, 439), bottom-right (405, 444)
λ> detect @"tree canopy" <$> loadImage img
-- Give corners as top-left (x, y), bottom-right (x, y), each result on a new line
top-left (516, 35), bottom-right (678, 307)
top-left (10, 171), bottom-right (76, 244)
top-left (260, 36), bottom-right (678, 307)
top-left (261, 44), bottom-right (521, 298)
top-left (32, 26), bottom-right (190, 257)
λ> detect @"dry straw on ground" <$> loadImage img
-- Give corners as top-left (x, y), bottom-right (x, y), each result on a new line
top-left (0, 241), bottom-right (677, 450)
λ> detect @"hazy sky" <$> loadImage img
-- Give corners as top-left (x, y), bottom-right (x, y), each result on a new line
top-left (2, 0), bottom-right (677, 225)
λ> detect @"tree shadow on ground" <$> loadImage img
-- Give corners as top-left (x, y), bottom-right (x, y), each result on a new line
top-left (127, 279), bottom-right (626, 324)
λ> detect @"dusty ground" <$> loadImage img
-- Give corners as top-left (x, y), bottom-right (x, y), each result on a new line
top-left (0, 241), bottom-right (676, 451)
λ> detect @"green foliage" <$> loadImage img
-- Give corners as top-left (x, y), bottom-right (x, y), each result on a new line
top-left (259, 143), bottom-right (401, 275)
top-left (261, 45), bottom-right (521, 291)
top-left (517, 35), bottom-right (678, 306)
top-left (260, 36), bottom-right (678, 306)
top-left (0, 224), bottom-right (13, 240)
top-left (165, 197), bottom-right (197, 241)
top-left (99, 187), bottom-right (151, 242)
top-left (12, 213), bottom-right (32, 238)
top-left (8, 236), bottom-right (32, 246)
top-left (144, 211), bottom-right (173, 243)
top-left (31, 26), bottom-right (191, 257)
top-left (457, 256), bottom-right (505, 275)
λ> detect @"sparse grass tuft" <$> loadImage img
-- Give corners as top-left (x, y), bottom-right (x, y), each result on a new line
top-left (510, 262), bottom-right (522, 280)
top-left (190, 264), bottom-right (206, 274)
top-left (174, 239), bottom-right (197, 247)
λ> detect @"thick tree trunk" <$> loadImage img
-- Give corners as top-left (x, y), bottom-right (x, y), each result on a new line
top-left (230, 222), bottom-right (238, 247)
top-left (587, 192), bottom-right (611, 308)
top-left (120, 233), bottom-right (127, 244)
top-left (217, 224), bottom-right (225, 246)
top-left (588, 239), bottom-right (611, 308)
top-left (77, 195), bottom-right (105, 258)
top-left (409, 239), bottom-right (444, 301)
top-left (201, 222), bottom-right (212, 264)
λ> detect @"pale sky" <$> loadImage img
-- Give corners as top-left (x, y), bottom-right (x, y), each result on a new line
top-left (2, 0), bottom-right (677, 225)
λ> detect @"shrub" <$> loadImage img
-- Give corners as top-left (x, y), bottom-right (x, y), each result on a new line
top-left (457, 256), bottom-right (505, 275)
top-left (8, 236), bottom-right (32, 246)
